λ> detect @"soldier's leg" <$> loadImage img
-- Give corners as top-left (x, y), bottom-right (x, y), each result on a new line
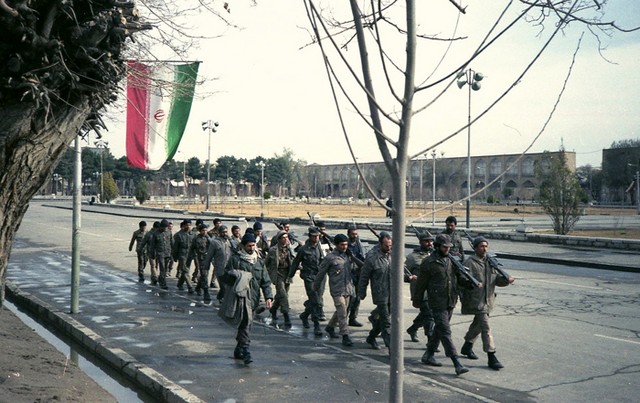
top-left (199, 267), bottom-right (211, 302)
top-left (157, 257), bottom-right (168, 289)
top-left (136, 251), bottom-right (146, 282)
top-left (149, 257), bottom-right (158, 284)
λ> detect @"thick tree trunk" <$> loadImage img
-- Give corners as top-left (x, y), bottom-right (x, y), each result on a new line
top-left (0, 101), bottom-right (89, 306)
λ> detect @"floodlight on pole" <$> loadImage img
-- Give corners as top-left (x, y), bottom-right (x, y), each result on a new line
top-left (94, 139), bottom-right (109, 203)
top-left (257, 161), bottom-right (266, 219)
top-left (457, 68), bottom-right (484, 229)
top-left (202, 120), bottom-right (219, 211)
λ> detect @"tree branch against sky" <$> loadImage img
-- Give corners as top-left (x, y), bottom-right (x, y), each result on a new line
top-left (302, 0), bottom-right (637, 400)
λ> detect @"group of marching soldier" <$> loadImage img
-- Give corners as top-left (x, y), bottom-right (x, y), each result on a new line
top-left (129, 215), bottom-right (514, 372)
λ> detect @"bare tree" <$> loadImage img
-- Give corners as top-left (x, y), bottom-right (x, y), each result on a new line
top-left (303, 0), bottom-right (636, 400)
top-left (536, 148), bottom-right (585, 234)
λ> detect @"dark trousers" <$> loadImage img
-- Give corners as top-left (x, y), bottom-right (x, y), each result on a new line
top-left (236, 303), bottom-right (252, 346)
top-left (272, 274), bottom-right (290, 313)
top-left (176, 258), bottom-right (192, 290)
top-left (428, 308), bottom-right (459, 358)
top-left (369, 303), bottom-right (391, 346)
top-left (157, 256), bottom-right (171, 287)
top-left (136, 251), bottom-right (147, 277)
top-left (302, 276), bottom-right (322, 321)
top-left (410, 301), bottom-right (435, 336)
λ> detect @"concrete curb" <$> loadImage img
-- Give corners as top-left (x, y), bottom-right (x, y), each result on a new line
top-left (5, 282), bottom-right (205, 403)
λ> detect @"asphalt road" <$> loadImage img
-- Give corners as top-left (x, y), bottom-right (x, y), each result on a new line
top-left (6, 201), bottom-right (640, 402)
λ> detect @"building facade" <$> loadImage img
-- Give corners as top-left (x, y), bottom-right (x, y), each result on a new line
top-left (303, 151), bottom-right (575, 203)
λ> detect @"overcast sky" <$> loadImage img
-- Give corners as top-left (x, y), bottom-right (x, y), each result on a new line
top-left (100, 1), bottom-right (640, 169)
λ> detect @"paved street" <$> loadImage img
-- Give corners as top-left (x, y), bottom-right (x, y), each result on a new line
top-left (6, 201), bottom-right (640, 402)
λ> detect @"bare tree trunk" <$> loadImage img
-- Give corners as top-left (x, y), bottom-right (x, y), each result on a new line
top-left (0, 101), bottom-right (89, 306)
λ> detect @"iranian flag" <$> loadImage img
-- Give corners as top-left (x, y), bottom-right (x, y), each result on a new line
top-left (126, 61), bottom-right (199, 170)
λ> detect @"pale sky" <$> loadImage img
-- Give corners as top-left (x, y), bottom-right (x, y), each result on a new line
top-left (101, 1), bottom-right (640, 169)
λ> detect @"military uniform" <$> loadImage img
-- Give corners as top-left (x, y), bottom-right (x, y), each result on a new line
top-left (189, 231), bottom-right (211, 295)
top-left (173, 228), bottom-right (194, 292)
top-left (288, 238), bottom-right (324, 332)
top-left (129, 227), bottom-right (147, 281)
top-left (265, 241), bottom-right (294, 325)
top-left (357, 245), bottom-right (392, 347)
top-left (315, 248), bottom-right (354, 338)
top-left (404, 246), bottom-right (435, 341)
top-left (151, 224), bottom-right (173, 289)
top-left (140, 227), bottom-right (159, 284)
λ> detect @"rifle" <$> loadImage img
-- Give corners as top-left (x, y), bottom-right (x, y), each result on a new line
top-left (307, 211), bottom-right (334, 244)
top-left (462, 231), bottom-right (510, 281)
top-left (449, 255), bottom-right (482, 288)
top-left (365, 224), bottom-right (412, 277)
top-left (410, 224), bottom-right (435, 240)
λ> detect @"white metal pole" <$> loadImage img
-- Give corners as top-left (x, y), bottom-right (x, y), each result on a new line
top-left (71, 135), bottom-right (82, 313)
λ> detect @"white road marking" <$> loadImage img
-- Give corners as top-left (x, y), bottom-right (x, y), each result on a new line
top-left (594, 334), bottom-right (640, 345)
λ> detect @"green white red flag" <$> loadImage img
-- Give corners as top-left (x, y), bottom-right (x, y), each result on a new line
top-left (126, 61), bottom-right (199, 170)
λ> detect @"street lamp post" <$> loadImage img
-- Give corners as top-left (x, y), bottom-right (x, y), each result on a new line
top-left (457, 68), bottom-right (484, 229)
top-left (95, 139), bottom-right (108, 203)
top-left (257, 161), bottom-right (266, 219)
top-left (201, 120), bottom-right (219, 211)
top-left (431, 149), bottom-right (437, 225)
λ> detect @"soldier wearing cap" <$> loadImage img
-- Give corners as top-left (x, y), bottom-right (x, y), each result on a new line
top-left (413, 233), bottom-right (477, 375)
top-left (404, 231), bottom-right (435, 344)
top-left (358, 232), bottom-right (393, 350)
top-left (140, 221), bottom-right (161, 285)
top-left (314, 234), bottom-right (355, 347)
top-left (189, 219), bottom-right (204, 283)
top-left (202, 224), bottom-right (232, 303)
top-left (152, 219), bottom-right (173, 289)
top-left (220, 232), bottom-right (273, 365)
top-left (129, 220), bottom-right (148, 282)
top-left (441, 216), bottom-right (464, 260)
top-left (252, 221), bottom-right (270, 258)
top-left (189, 223), bottom-right (211, 296)
top-left (265, 230), bottom-right (295, 327)
top-left (173, 219), bottom-right (194, 293)
top-left (346, 225), bottom-right (365, 327)
top-left (459, 236), bottom-right (514, 370)
top-left (288, 226), bottom-right (324, 335)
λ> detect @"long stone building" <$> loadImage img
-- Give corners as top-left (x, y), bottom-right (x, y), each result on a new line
top-left (303, 151), bottom-right (575, 203)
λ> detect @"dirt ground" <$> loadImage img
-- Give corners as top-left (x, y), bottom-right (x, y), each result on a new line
top-left (0, 306), bottom-right (116, 403)
top-left (160, 200), bottom-right (640, 239)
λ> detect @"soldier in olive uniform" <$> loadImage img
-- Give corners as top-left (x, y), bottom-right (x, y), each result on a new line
top-left (189, 223), bottom-right (211, 297)
top-left (314, 234), bottom-right (355, 347)
top-left (404, 232), bottom-right (435, 343)
top-left (152, 219), bottom-right (173, 289)
top-left (440, 216), bottom-right (464, 260)
top-left (173, 219), bottom-right (194, 293)
top-left (266, 231), bottom-right (295, 327)
top-left (460, 237), bottom-right (514, 370)
top-left (129, 220), bottom-right (147, 282)
top-left (140, 221), bottom-right (160, 285)
top-left (358, 233), bottom-right (392, 350)
top-left (413, 234), bottom-right (477, 375)
top-left (288, 227), bottom-right (324, 335)
top-left (220, 232), bottom-right (273, 365)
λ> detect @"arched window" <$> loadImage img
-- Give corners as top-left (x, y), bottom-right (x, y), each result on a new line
top-left (522, 158), bottom-right (534, 176)
top-left (490, 159), bottom-right (502, 177)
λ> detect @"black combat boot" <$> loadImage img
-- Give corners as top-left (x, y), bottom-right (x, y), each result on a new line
top-left (421, 350), bottom-right (442, 366)
top-left (342, 334), bottom-right (354, 347)
top-left (487, 352), bottom-right (504, 370)
top-left (348, 318), bottom-right (364, 327)
top-left (233, 344), bottom-right (244, 359)
top-left (242, 346), bottom-right (252, 365)
top-left (366, 335), bottom-right (381, 350)
top-left (283, 312), bottom-right (292, 327)
top-left (406, 325), bottom-right (420, 342)
top-left (451, 356), bottom-right (469, 375)
top-left (299, 311), bottom-right (310, 328)
top-left (269, 306), bottom-right (278, 321)
top-left (203, 288), bottom-right (212, 304)
top-left (313, 321), bottom-right (323, 336)
top-left (325, 325), bottom-right (340, 339)
top-left (461, 341), bottom-right (479, 359)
